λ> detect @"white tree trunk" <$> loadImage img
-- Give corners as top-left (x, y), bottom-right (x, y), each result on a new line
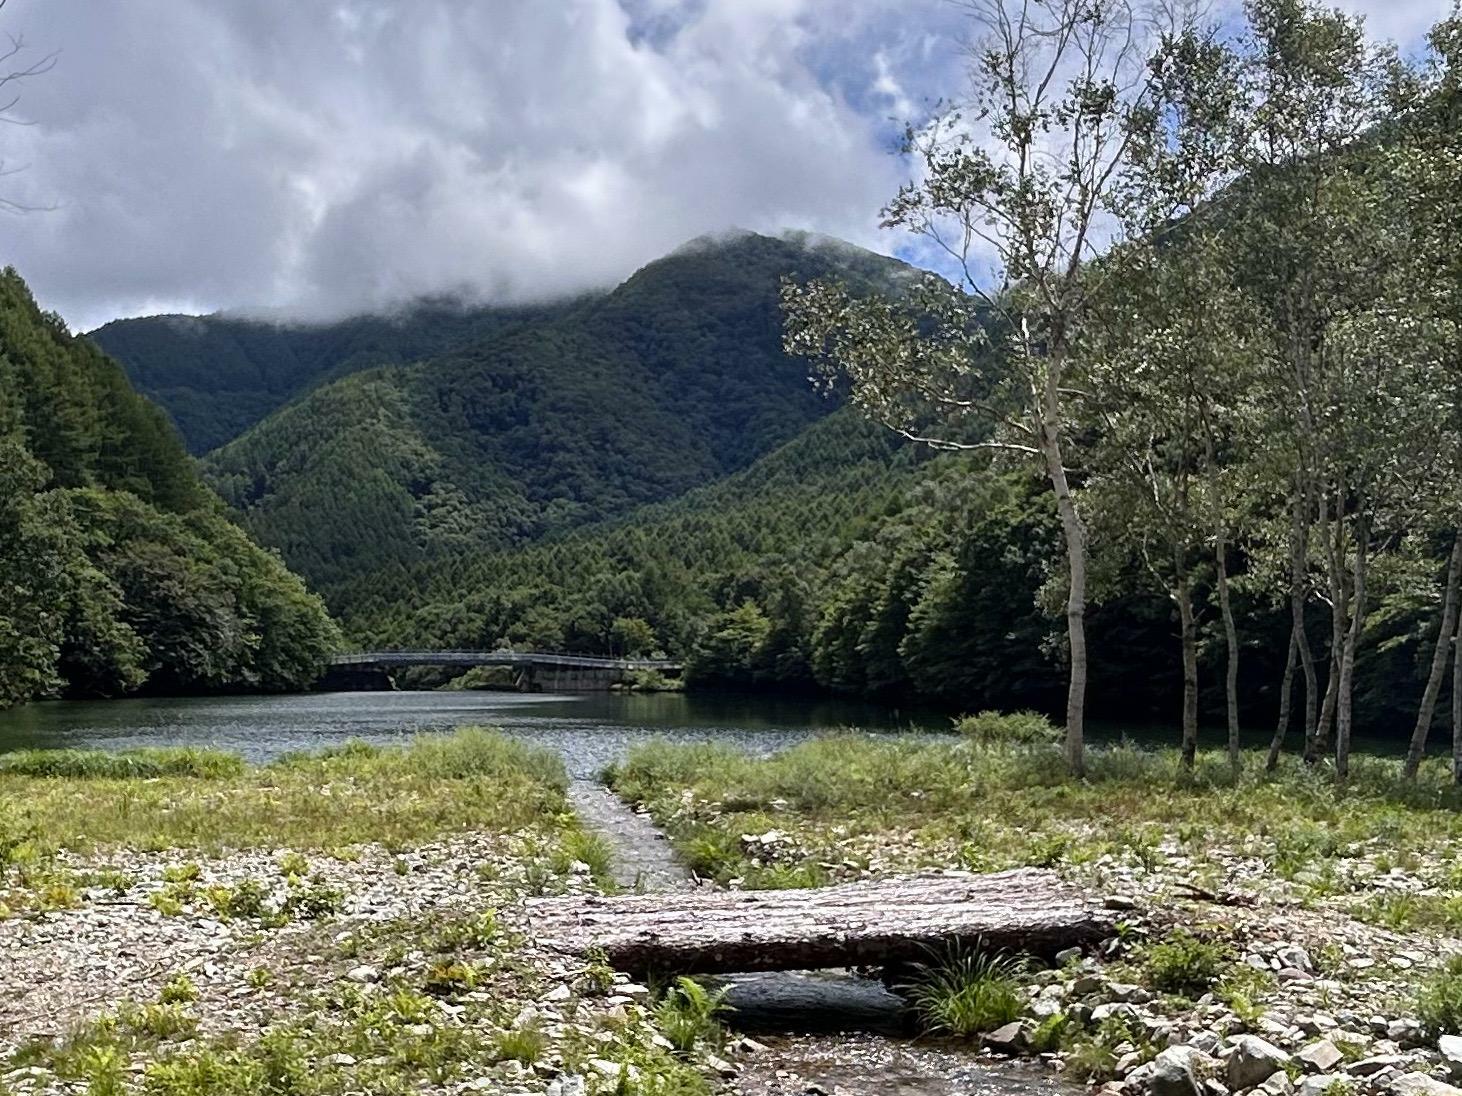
top-left (1404, 532), bottom-right (1462, 780)
top-left (1041, 372), bottom-right (1087, 778)
top-left (1266, 623), bottom-right (1299, 771)
top-left (1335, 513), bottom-right (1368, 781)
top-left (1175, 555), bottom-right (1199, 770)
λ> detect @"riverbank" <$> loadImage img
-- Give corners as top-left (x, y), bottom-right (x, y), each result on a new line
top-left (0, 731), bottom-right (727, 1095)
top-left (607, 734), bottom-right (1462, 1094)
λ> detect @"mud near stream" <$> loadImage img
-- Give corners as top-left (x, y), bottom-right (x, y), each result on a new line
top-left (571, 779), bottom-right (1081, 1096)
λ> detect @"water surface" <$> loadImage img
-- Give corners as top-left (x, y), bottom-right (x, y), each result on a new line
top-left (0, 690), bottom-right (949, 777)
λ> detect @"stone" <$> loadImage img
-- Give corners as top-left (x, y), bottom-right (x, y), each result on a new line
top-left (345, 964), bottom-right (379, 983)
top-left (1296, 1040), bottom-right (1344, 1073)
top-left (1189, 1031), bottom-right (1223, 1056)
top-left (1392, 1075), bottom-right (1462, 1096)
top-left (1144, 1046), bottom-right (1207, 1096)
top-left (1276, 945), bottom-right (1314, 973)
top-left (984, 1022), bottom-right (1028, 1054)
top-left (1390, 1019), bottom-right (1428, 1049)
top-left (704, 1055), bottom-right (737, 1078)
top-left (1440, 1034), bottom-right (1462, 1080)
top-left (1056, 946), bottom-right (1083, 965)
top-left (1351, 1055), bottom-right (1407, 1077)
top-left (1227, 1035), bottom-right (1293, 1091)
top-left (1256, 1071), bottom-right (1294, 1095)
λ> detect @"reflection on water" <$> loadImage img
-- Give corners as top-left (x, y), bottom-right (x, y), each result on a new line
top-left (0, 690), bottom-right (950, 777)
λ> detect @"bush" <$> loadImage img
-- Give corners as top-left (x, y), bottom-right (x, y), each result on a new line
top-left (899, 944), bottom-right (1025, 1036)
top-left (1144, 931), bottom-right (1230, 998)
top-left (1420, 955), bottom-right (1462, 1036)
top-left (954, 710), bottom-right (1061, 745)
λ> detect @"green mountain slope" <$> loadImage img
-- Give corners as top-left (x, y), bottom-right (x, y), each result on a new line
top-left (90, 299), bottom-right (577, 454)
top-left (197, 232), bottom-right (917, 594)
top-left (0, 267), bottom-right (338, 707)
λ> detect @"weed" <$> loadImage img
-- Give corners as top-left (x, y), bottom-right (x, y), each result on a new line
top-left (423, 961), bottom-right (479, 997)
top-left (954, 711), bottom-right (1062, 745)
top-left (277, 852), bottom-right (309, 879)
top-left (284, 881), bottom-right (344, 921)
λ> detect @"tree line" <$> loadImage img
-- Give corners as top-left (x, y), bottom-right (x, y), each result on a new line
top-left (783, 0), bottom-right (1462, 779)
top-left (0, 268), bottom-right (339, 708)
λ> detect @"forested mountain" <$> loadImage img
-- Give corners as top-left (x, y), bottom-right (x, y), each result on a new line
top-left (91, 299), bottom-right (578, 455)
top-left (191, 233), bottom-right (916, 592)
top-left (0, 267), bottom-right (338, 708)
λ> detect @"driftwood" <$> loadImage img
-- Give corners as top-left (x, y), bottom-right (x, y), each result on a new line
top-left (527, 868), bottom-right (1117, 975)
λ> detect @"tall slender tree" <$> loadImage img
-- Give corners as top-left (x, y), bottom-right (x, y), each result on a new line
top-left (785, 0), bottom-right (1207, 776)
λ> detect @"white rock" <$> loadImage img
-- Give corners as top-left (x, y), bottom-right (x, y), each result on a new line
top-left (1227, 1035), bottom-right (1293, 1091)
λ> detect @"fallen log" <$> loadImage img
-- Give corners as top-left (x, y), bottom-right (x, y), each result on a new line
top-left (527, 868), bottom-right (1118, 975)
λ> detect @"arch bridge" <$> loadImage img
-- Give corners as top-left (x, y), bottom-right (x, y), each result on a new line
top-left (321, 650), bottom-right (682, 693)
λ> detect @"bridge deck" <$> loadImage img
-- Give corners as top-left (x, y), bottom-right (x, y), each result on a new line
top-left (525, 869), bottom-right (1115, 975)
top-left (330, 650), bottom-right (681, 671)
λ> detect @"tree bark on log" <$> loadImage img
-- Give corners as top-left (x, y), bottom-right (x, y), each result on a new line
top-left (526, 869), bottom-right (1116, 975)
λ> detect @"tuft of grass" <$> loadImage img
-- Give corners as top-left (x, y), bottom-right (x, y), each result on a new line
top-left (898, 944), bottom-right (1025, 1036)
top-left (954, 710), bottom-right (1061, 745)
top-left (553, 829), bottom-right (615, 885)
top-left (493, 1021), bottom-right (547, 1065)
top-left (1419, 955), bottom-right (1462, 1036)
top-left (654, 977), bottom-right (730, 1054)
top-left (1143, 931), bottom-right (1230, 998)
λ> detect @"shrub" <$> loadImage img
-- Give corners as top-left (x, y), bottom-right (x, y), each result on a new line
top-left (1144, 931), bottom-right (1230, 998)
top-left (899, 944), bottom-right (1025, 1036)
top-left (1419, 955), bottom-right (1462, 1036)
top-left (954, 710), bottom-right (1061, 745)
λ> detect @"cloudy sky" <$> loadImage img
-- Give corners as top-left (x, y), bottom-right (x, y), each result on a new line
top-left (0, 0), bottom-right (1444, 332)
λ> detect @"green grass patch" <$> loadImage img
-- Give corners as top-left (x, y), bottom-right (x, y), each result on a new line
top-left (608, 735), bottom-right (1462, 890)
top-left (0, 728), bottom-right (569, 855)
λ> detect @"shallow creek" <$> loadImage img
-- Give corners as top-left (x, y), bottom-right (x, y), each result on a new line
top-left (567, 779), bottom-right (1077, 1096)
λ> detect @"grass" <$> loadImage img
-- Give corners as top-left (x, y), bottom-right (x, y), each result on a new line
top-left (898, 945), bottom-right (1025, 1036)
top-left (1143, 931), bottom-right (1230, 998)
top-left (1419, 955), bottom-right (1462, 1035)
top-left (0, 728), bottom-right (570, 856)
top-left (607, 735), bottom-right (1462, 892)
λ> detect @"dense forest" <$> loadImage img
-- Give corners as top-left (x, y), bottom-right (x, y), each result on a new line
top-left (166, 234), bottom-right (913, 592)
top-left (91, 299), bottom-right (578, 456)
top-left (0, 267), bottom-right (338, 708)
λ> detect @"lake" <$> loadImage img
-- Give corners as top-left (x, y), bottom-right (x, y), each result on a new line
top-left (0, 689), bottom-right (951, 777)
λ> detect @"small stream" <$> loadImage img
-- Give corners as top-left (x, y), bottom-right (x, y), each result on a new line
top-left (568, 778), bottom-right (1077, 1096)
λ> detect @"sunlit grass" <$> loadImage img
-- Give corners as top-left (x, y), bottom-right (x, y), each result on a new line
top-left (0, 727), bottom-right (570, 856)
top-left (607, 735), bottom-right (1462, 888)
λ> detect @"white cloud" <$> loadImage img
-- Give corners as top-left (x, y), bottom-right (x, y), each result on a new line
top-left (0, 0), bottom-right (967, 330)
top-left (0, 0), bottom-right (1440, 331)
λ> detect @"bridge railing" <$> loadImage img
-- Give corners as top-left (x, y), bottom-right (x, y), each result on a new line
top-left (329, 650), bottom-right (683, 671)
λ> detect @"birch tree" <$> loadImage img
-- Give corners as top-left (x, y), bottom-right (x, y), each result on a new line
top-left (784, 0), bottom-right (1203, 776)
